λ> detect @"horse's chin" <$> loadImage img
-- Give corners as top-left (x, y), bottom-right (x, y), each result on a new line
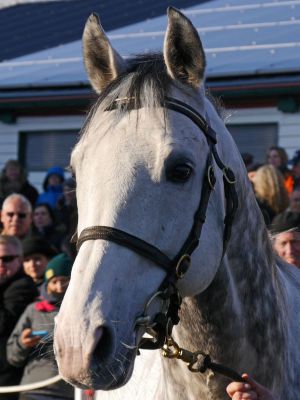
top-left (63, 348), bottom-right (136, 391)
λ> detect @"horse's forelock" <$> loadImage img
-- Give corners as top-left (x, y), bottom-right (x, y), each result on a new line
top-left (80, 53), bottom-right (175, 136)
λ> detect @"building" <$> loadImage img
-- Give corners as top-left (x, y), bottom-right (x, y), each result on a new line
top-left (0, 0), bottom-right (299, 189)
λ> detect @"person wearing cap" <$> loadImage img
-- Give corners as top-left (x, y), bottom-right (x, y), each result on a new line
top-left (270, 211), bottom-right (300, 268)
top-left (7, 253), bottom-right (74, 400)
top-left (22, 237), bottom-right (57, 289)
top-left (36, 166), bottom-right (65, 209)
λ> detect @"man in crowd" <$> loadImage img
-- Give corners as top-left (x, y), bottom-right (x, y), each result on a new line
top-left (0, 235), bottom-right (38, 399)
top-left (0, 193), bottom-right (32, 240)
top-left (271, 211), bottom-right (300, 268)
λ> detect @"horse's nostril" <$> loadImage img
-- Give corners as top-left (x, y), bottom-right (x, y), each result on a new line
top-left (93, 327), bottom-right (114, 363)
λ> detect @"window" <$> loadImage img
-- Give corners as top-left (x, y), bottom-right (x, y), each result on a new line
top-left (20, 130), bottom-right (78, 171)
top-left (226, 123), bottom-right (278, 163)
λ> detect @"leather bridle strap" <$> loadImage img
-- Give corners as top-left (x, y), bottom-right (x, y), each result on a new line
top-left (165, 97), bottom-right (217, 144)
top-left (76, 226), bottom-right (173, 271)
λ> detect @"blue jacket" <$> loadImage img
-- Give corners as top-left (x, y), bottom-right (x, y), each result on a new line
top-left (36, 185), bottom-right (63, 209)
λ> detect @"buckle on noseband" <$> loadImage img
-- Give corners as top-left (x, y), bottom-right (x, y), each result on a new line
top-left (175, 254), bottom-right (191, 279)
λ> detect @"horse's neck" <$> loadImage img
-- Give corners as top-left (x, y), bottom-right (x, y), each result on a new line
top-left (161, 179), bottom-right (288, 399)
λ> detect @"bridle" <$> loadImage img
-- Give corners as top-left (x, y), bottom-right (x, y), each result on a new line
top-left (71, 96), bottom-right (242, 382)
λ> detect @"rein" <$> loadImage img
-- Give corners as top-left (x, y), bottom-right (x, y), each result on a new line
top-left (72, 96), bottom-right (242, 382)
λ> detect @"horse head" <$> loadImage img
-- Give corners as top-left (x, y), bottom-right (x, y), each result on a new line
top-left (54, 7), bottom-right (241, 391)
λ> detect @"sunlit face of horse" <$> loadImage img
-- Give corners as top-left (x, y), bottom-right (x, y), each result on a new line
top-left (54, 8), bottom-right (229, 390)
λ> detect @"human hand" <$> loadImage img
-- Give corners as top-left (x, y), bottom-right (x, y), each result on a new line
top-left (20, 328), bottom-right (42, 348)
top-left (226, 374), bottom-right (275, 400)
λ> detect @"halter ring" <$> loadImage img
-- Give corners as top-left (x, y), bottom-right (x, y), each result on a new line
top-left (207, 165), bottom-right (216, 190)
top-left (176, 254), bottom-right (191, 279)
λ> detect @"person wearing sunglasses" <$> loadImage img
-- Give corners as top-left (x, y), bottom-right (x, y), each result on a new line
top-left (0, 235), bottom-right (38, 399)
top-left (0, 193), bottom-right (32, 240)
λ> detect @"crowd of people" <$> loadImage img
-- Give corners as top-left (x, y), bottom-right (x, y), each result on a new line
top-left (243, 147), bottom-right (300, 270)
top-left (0, 161), bottom-right (76, 400)
top-left (0, 147), bottom-right (299, 400)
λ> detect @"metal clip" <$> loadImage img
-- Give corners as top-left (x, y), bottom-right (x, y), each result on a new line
top-left (162, 337), bottom-right (195, 365)
top-left (222, 167), bottom-right (236, 184)
top-left (162, 337), bottom-right (181, 359)
top-left (176, 254), bottom-right (191, 279)
top-left (207, 165), bottom-right (216, 190)
top-left (162, 336), bottom-right (209, 373)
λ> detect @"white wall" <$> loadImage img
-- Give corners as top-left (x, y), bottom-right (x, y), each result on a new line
top-left (226, 106), bottom-right (300, 158)
top-left (0, 115), bottom-right (84, 192)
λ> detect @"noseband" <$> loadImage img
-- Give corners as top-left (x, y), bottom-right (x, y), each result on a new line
top-left (72, 97), bottom-right (241, 381)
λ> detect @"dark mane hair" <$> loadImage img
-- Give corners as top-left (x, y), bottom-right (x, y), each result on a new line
top-left (102, 53), bottom-right (172, 108)
top-left (80, 52), bottom-right (223, 136)
top-left (81, 53), bottom-right (173, 136)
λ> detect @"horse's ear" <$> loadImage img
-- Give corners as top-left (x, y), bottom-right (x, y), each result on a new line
top-left (83, 13), bottom-right (126, 93)
top-left (163, 7), bottom-right (206, 88)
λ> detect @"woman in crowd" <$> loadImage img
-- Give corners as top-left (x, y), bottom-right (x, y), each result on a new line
top-left (7, 253), bottom-right (74, 400)
top-left (266, 146), bottom-right (293, 194)
top-left (252, 164), bottom-right (289, 225)
top-left (32, 203), bottom-right (65, 252)
top-left (0, 160), bottom-right (38, 208)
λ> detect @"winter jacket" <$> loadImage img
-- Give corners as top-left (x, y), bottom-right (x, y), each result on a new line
top-left (31, 224), bottom-right (66, 253)
top-left (36, 185), bottom-right (63, 209)
top-left (6, 286), bottom-right (74, 399)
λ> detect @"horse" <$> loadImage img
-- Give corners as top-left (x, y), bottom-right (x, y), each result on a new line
top-left (54, 7), bottom-right (300, 400)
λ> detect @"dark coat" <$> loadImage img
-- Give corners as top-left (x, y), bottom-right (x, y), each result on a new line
top-left (0, 178), bottom-right (38, 209)
top-left (0, 269), bottom-right (38, 393)
top-left (19, 181), bottom-right (39, 208)
top-left (31, 224), bottom-right (66, 253)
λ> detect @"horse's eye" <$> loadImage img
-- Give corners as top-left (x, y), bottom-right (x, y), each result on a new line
top-left (166, 164), bottom-right (193, 183)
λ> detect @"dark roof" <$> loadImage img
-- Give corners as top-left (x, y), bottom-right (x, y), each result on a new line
top-left (0, 0), bottom-right (209, 62)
